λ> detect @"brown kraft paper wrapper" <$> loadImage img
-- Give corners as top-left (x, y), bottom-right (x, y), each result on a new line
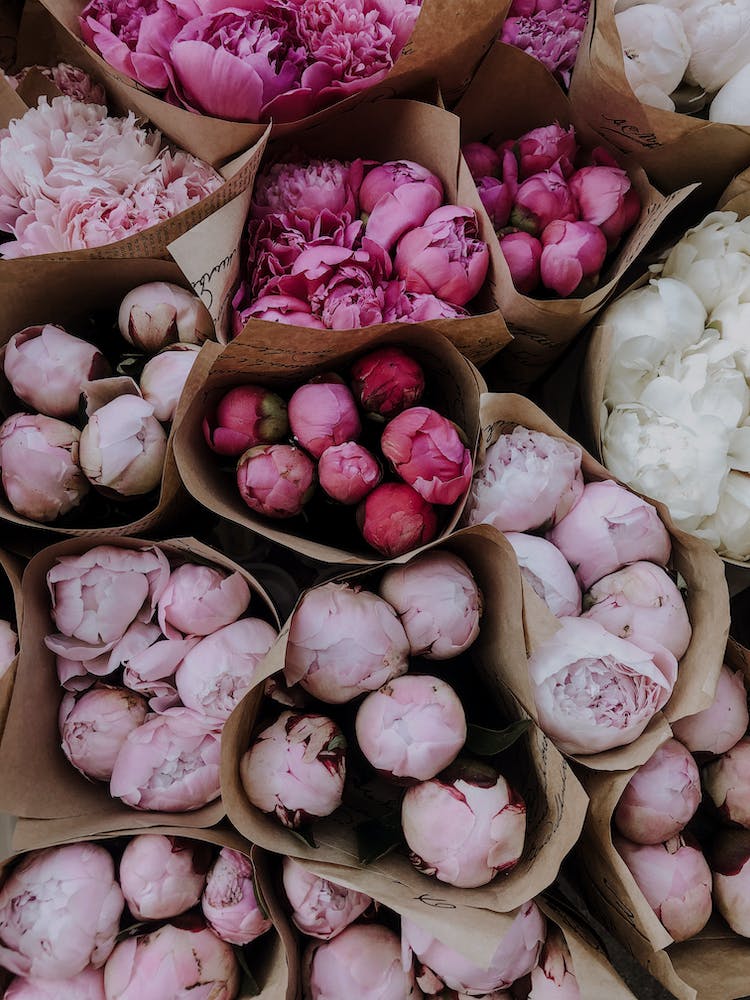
top-left (0, 257), bottom-right (217, 538)
top-left (173, 326), bottom-right (485, 566)
top-left (573, 640), bottom-right (750, 1000)
top-left (2, 820), bottom-right (298, 1000)
top-left (35, 0), bottom-right (509, 168)
top-left (0, 545), bottom-right (23, 741)
top-left (453, 41), bottom-right (696, 390)
top-left (221, 524), bottom-right (589, 955)
top-left (0, 535), bottom-right (279, 832)
top-left (167, 97), bottom-right (512, 365)
top-left (475, 392), bottom-right (728, 771)
top-left (570, 0), bottom-right (750, 203)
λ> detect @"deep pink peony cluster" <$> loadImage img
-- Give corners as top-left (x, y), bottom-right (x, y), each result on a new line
top-left (501, 0), bottom-right (590, 88)
top-left (79, 0), bottom-right (423, 124)
top-left (232, 155), bottom-right (489, 333)
top-left (0, 96), bottom-right (222, 258)
top-left (45, 543), bottom-right (276, 812)
top-left (462, 124), bottom-right (640, 298)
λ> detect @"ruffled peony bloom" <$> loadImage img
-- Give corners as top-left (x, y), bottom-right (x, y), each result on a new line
top-left (282, 858), bottom-right (371, 940)
top-left (119, 835), bottom-right (210, 921)
top-left (505, 532), bottom-right (582, 617)
top-left (252, 158), bottom-right (364, 221)
top-left (672, 663), bottom-right (749, 755)
top-left (304, 923), bottom-right (417, 1000)
top-left (9, 62), bottom-right (106, 105)
top-left (614, 739), bottom-right (701, 844)
top-left (501, 3), bottom-right (589, 87)
top-left (381, 406), bottom-right (472, 506)
top-left (361, 160), bottom-right (444, 253)
top-left (201, 848), bottom-right (272, 945)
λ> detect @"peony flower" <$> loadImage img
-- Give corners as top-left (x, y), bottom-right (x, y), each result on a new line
top-left (3, 968), bottom-right (105, 999)
top-left (119, 835), bottom-right (210, 921)
top-left (201, 848), bottom-right (272, 946)
top-left (157, 563), bottom-right (251, 638)
top-left (288, 379), bottom-right (362, 458)
top-left (614, 739), bottom-right (701, 844)
top-left (505, 532), bottom-right (582, 617)
top-left (615, 6), bottom-right (690, 98)
top-left (203, 384), bottom-right (289, 457)
top-left (476, 150), bottom-right (518, 231)
top-left (615, 833), bottom-right (712, 941)
top-left (466, 425), bottom-right (583, 532)
top-left (120, 634), bottom-right (196, 711)
top-left (528, 616), bottom-right (678, 755)
top-left (118, 282), bottom-right (213, 352)
top-left (382, 284), bottom-right (469, 322)
top-left (236, 443), bottom-right (316, 518)
top-left (109, 707), bottom-right (222, 812)
top-left (703, 737), bottom-right (750, 826)
top-left (710, 829), bottom-right (750, 937)
top-left (568, 165), bottom-right (640, 248)
top-left (318, 442), bottom-right (382, 504)
top-left (282, 858), bottom-right (371, 940)
top-left (357, 482), bottom-right (438, 557)
top-left (501, 6), bottom-right (589, 87)
top-left (79, 394), bottom-right (167, 498)
top-left (252, 158), bottom-right (364, 221)
top-left (681, 0), bottom-right (750, 93)
top-left (380, 406), bottom-right (472, 506)
top-left (240, 711), bottom-right (346, 828)
top-left (60, 684), bottom-right (148, 782)
top-left (139, 344), bottom-right (200, 423)
top-left (695, 469), bottom-right (750, 561)
top-left (349, 345), bottom-right (425, 419)
top-left (540, 220), bottom-right (608, 297)
top-left (661, 212), bottom-right (750, 315)
top-left (284, 581), bottom-right (409, 703)
top-left (516, 124), bottom-right (578, 179)
top-left (378, 550), bottom-right (482, 658)
top-left (528, 926), bottom-right (580, 1000)
top-left (401, 758), bottom-right (526, 888)
top-left (304, 923), bottom-right (417, 1000)
top-left (362, 160), bottom-right (444, 253)
top-left (510, 169), bottom-right (578, 237)
top-left (672, 663), bottom-right (749, 755)
top-left (547, 480), bottom-right (672, 590)
top-left (0, 413), bottom-right (89, 523)
top-left (0, 843), bottom-right (124, 979)
top-left (9, 62), bottom-right (106, 105)
top-left (461, 141), bottom-right (501, 180)
top-left (4, 324), bottom-right (110, 419)
top-left (710, 63), bottom-right (750, 124)
top-left (499, 231), bottom-right (543, 294)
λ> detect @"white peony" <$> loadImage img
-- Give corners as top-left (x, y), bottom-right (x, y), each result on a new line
top-left (661, 212), bottom-right (750, 313)
top-left (680, 0), bottom-right (750, 93)
top-left (710, 63), bottom-right (750, 124)
top-left (697, 471), bottom-right (750, 560)
top-left (616, 5), bottom-right (691, 96)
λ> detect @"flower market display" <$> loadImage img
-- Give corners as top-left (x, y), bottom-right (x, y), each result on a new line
top-left (2, 0), bottom-right (750, 998)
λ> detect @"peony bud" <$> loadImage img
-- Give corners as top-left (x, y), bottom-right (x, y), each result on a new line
top-left (540, 220), bottom-right (608, 297)
top-left (401, 758), bottom-right (526, 888)
top-left (118, 282), bottom-right (213, 352)
top-left (202, 848), bottom-right (272, 946)
top-left (568, 165), bottom-right (640, 248)
top-left (710, 828), bottom-right (750, 937)
top-left (672, 664), bottom-right (749, 755)
top-left (158, 563), bottom-right (251, 638)
top-left (203, 384), bottom-right (289, 457)
top-left (0, 843), bottom-right (124, 979)
top-left (240, 711), bottom-right (346, 828)
top-left (511, 170), bottom-right (578, 236)
top-left (378, 550), bottom-right (482, 659)
top-left (282, 857), bottom-right (371, 940)
top-left (60, 683), bottom-right (148, 782)
top-left (119, 835), bottom-right (210, 920)
top-left (350, 346), bottom-right (425, 419)
top-left (361, 160), bottom-right (444, 253)
top-left (615, 834), bottom-right (713, 941)
top-left (139, 344), bottom-right (200, 423)
top-left (381, 406), bottom-right (472, 506)
top-left (285, 582), bottom-right (409, 704)
top-left (236, 443), bottom-right (316, 518)
top-left (318, 442), bottom-right (382, 504)
top-left (547, 480), bottom-right (672, 591)
top-left (529, 925), bottom-right (580, 999)
top-left (4, 324), bottom-right (110, 419)
top-left (504, 532), bottom-right (582, 617)
top-left (304, 923), bottom-right (416, 1000)
top-left (0, 413), bottom-right (89, 522)
top-left (516, 123), bottom-right (578, 179)
top-left (500, 231), bottom-right (543, 294)
top-left (288, 380), bottom-right (361, 459)
top-left (79, 395), bottom-right (167, 498)
top-left (355, 674), bottom-right (466, 782)
top-left (614, 739), bottom-right (701, 845)
top-left (461, 141), bottom-right (502, 180)
top-left (703, 737), bottom-right (750, 827)
top-left (359, 160), bottom-right (443, 213)
top-left (4, 968), bottom-right (105, 999)
top-left (357, 482), bottom-right (438, 557)
top-left (582, 561), bottom-right (691, 659)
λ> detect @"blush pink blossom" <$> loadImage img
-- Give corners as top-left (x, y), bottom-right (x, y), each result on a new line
top-left (282, 858), bottom-right (371, 940)
top-left (252, 158), bottom-right (364, 222)
top-left (362, 160), bottom-right (444, 252)
top-left (703, 738), bottom-right (750, 827)
top-left (350, 346), bottom-right (425, 418)
top-left (529, 926), bottom-right (580, 1000)
top-left (139, 344), bottom-right (200, 423)
top-left (516, 124), bottom-right (578, 179)
top-left (568, 165), bottom-right (640, 248)
top-left (121, 635), bottom-right (197, 712)
top-left (357, 482), bottom-right (438, 557)
top-left (505, 532), bottom-right (582, 617)
top-left (499, 231), bottom-right (543, 294)
top-left (4, 967), bottom-right (105, 999)
top-left (381, 406), bottom-right (472, 506)
top-left (119, 835), bottom-right (210, 921)
top-left (288, 380), bottom-right (362, 458)
top-left (236, 443), bottom-right (316, 518)
top-left (318, 442), bottom-right (382, 504)
top-left (118, 282), bottom-right (213, 352)
top-left (461, 142), bottom-right (502, 180)
top-left (672, 664), bottom-right (749, 755)
top-left (614, 739), bottom-right (701, 844)
top-left (60, 684), bottom-right (148, 782)
top-left (201, 848), bottom-right (272, 946)
top-left (540, 219), bottom-right (608, 297)
top-left (304, 923), bottom-right (417, 1000)
top-left (157, 563), bottom-right (251, 638)
top-left (203, 384), bottom-right (289, 457)
top-left (511, 169), bottom-right (578, 236)
top-left (382, 285), bottom-right (468, 322)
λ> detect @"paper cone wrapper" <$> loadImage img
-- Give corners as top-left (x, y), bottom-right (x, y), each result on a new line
top-left (475, 392), bottom-right (728, 770)
top-left (173, 326), bottom-right (485, 566)
top-left (0, 546), bottom-right (23, 742)
top-left (0, 535), bottom-right (279, 831)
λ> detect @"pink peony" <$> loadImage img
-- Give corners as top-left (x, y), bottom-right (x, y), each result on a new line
top-left (157, 563), bottom-right (251, 638)
top-left (119, 835), bottom-right (210, 921)
top-left (501, 5), bottom-right (589, 88)
top-left (710, 829), bottom-right (750, 938)
top-left (201, 848), bottom-right (272, 946)
top-left (203, 384), bottom-right (289, 457)
top-left (499, 231), bottom-right (543, 294)
top-left (380, 406), bottom-right (472, 506)
top-left (10, 63), bottom-right (106, 105)
top-left (510, 169), bottom-right (578, 236)
top-left (318, 442), bottom-right (382, 504)
top-left (539, 219), bottom-right (608, 297)
top-left (672, 664), bottom-right (749, 756)
top-left (516, 123), bottom-right (578, 179)
top-left (139, 344), bottom-right (201, 423)
top-left (118, 281), bottom-right (213, 351)
top-left (357, 482), bottom-right (438, 556)
top-left (703, 738), bottom-right (750, 827)
top-left (504, 531), bottom-right (582, 617)
top-left (382, 284), bottom-right (468, 322)
top-left (304, 923), bottom-right (417, 1000)
top-left (529, 925), bottom-right (580, 1000)
top-left (461, 141), bottom-right (502, 180)
top-left (60, 684), bottom-right (148, 782)
top-left (4, 968), bottom-right (105, 999)
top-left (361, 160), bottom-right (444, 252)
top-left (252, 158), bottom-right (364, 221)
top-left (568, 164), bottom-right (640, 248)
top-left (350, 346), bottom-right (425, 419)
top-left (236, 443), bottom-right (316, 518)
top-left (288, 379), bottom-right (362, 458)
top-left (282, 858), bottom-right (371, 940)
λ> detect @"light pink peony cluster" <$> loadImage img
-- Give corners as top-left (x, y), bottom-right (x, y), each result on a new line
top-left (232, 156), bottom-right (489, 334)
top-left (202, 345), bottom-right (472, 557)
top-left (45, 543), bottom-right (276, 812)
top-left (0, 96), bottom-right (222, 258)
top-left (0, 835), bottom-right (270, 996)
top-left (79, 0), bottom-right (423, 124)
top-left (501, 0), bottom-right (590, 88)
top-left (462, 125), bottom-right (639, 298)
top-left (467, 425), bottom-right (690, 756)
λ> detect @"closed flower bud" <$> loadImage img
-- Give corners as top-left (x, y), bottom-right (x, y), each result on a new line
top-left (500, 231), bottom-right (542, 294)
top-left (318, 442), bottom-right (382, 504)
top-left (672, 664), bottom-right (749, 755)
top-left (304, 923), bottom-right (417, 1000)
top-left (119, 835), bottom-right (211, 921)
top-left (158, 563), bottom-right (251, 638)
top-left (203, 384), bottom-right (289, 457)
top-left (202, 848), bottom-right (272, 946)
top-left (281, 858), bottom-right (371, 941)
top-left (60, 683), bottom-right (148, 782)
top-left (703, 737), bottom-right (750, 827)
top-left (529, 926), bottom-right (580, 1000)
top-left (350, 346), bottom-right (425, 419)
top-left (236, 444), bottom-right (316, 519)
top-left (79, 395), bottom-right (167, 498)
top-left (139, 344), bottom-right (200, 423)
top-left (505, 532), bottom-right (581, 617)
top-left (511, 170), bottom-right (578, 236)
top-left (461, 141), bottom-right (502, 180)
top-left (517, 124), bottom-right (578, 179)
top-left (614, 739), bottom-right (701, 844)
top-left (540, 220), bottom-right (608, 297)
top-left (288, 380), bottom-right (361, 459)
top-left (118, 282), bottom-right (213, 352)
top-left (710, 828), bottom-right (750, 937)
top-left (357, 482), bottom-right (438, 557)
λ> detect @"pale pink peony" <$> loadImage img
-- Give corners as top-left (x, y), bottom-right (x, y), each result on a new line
top-left (511, 169), bottom-right (578, 236)
top-left (318, 442), bottom-right (382, 504)
top-left (50, 620), bottom-right (162, 683)
top-left (201, 848), bottom-right (272, 946)
top-left (119, 835), bottom-right (210, 921)
top-left (0, 413), bottom-right (89, 523)
top-left (355, 674), bottom-right (466, 781)
top-left (4, 325), bottom-right (110, 420)
top-left (79, 394), bottom-right (167, 498)
top-left (103, 921), bottom-right (239, 1000)
top-left (582, 562), bottom-right (691, 659)
top-left (9, 62), bottom-right (106, 106)
top-left (240, 711), bottom-right (346, 828)
top-left (252, 158), bottom-right (364, 222)
top-left (540, 220), bottom-right (608, 297)
top-left (528, 925), bottom-right (580, 999)
top-left (281, 857), bottom-right (371, 940)
top-left (614, 739), bottom-right (701, 845)
top-left (672, 664), bottom-right (749, 756)
top-left (401, 758), bottom-right (526, 888)
top-left (304, 923), bottom-right (417, 1000)
top-left (357, 482), bottom-right (438, 557)
top-left (350, 345), bottom-right (425, 419)
top-left (467, 426), bottom-right (583, 532)
top-left (499, 231), bottom-right (543, 294)
top-left (138, 344), bottom-right (200, 423)
top-left (505, 532), bottom-right (582, 617)
top-left (516, 124), bottom-right (578, 179)
top-left (381, 406), bottom-right (472, 506)
top-left (378, 550), bottom-right (482, 658)
top-left (203, 384), bottom-right (289, 457)
top-left (547, 480), bottom-right (672, 590)
top-left (60, 683), bottom-right (148, 782)
top-left (236, 443), bottom-right (316, 518)
top-left (362, 160), bottom-right (444, 252)
top-left (157, 563), bottom-right (251, 638)
top-left (703, 738), bottom-right (750, 827)
top-left (615, 834), bottom-right (713, 942)
top-left (0, 843), bottom-right (124, 979)
top-left (121, 635), bottom-right (198, 712)
top-left (3, 967), bottom-right (105, 999)
top-left (109, 707), bottom-right (222, 812)
top-left (461, 141), bottom-right (502, 180)
top-left (288, 380), bottom-right (361, 459)
top-left (118, 282), bottom-right (213, 352)
top-left (528, 617), bottom-right (677, 755)
top-left (710, 829), bottom-right (750, 937)
top-left (568, 164), bottom-right (640, 247)
top-left (285, 581), bottom-right (409, 703)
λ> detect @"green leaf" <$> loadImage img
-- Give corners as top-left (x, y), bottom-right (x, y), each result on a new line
top-left (115, 352), bottom-right (147, 379)
top-left (355, 816), bottom-right (403, 866)
top-left (235, 946), bottom-right (261, 996)
top-left (465, 719), bottom-right (531, 756)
